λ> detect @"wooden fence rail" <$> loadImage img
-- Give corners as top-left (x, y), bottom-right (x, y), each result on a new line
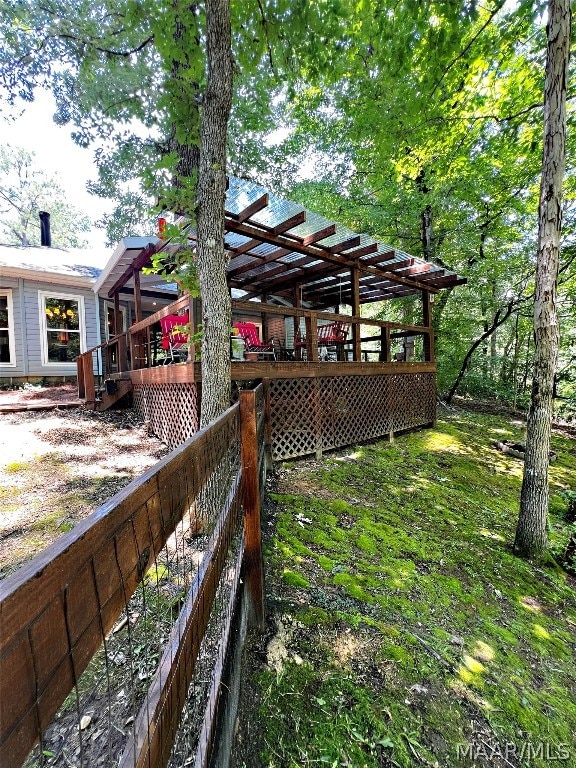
top-left (0, 386), bottom-right (265, 768)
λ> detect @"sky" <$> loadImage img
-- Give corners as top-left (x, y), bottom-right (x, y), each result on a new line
top-left (0, 89), bottom-right (113, 252)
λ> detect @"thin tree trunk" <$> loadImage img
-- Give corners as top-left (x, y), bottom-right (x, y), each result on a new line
top-left (445, 303), bottom-right (514, 404)
top-left (515, 0), bottom-right (571, 559)
top-left (420, 203), bottom-right (434, 261)
top-left (512, 311), bottom-right (520, 409)
top-left (196, 0), bottom-right (233, 427)
top-left (521, 331), bottom-right (531, 396)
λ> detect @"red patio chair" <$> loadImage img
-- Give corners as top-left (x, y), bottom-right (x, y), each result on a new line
top-left (317, 321), bottom-right (350, 360)
top-left (317, 320), bottom-right (349, 345)
top-left (160, 312), bottom-right (189, 363)
top-left (233, 321), bottom-right (276, 359)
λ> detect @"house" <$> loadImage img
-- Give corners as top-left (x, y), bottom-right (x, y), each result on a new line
top-left (0, 235), bottom-right (176, 385)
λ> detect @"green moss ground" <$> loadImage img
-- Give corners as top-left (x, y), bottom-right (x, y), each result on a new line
top-left (237, 410), bottom-right (576, 768)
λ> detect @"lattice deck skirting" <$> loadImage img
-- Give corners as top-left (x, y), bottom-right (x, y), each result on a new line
top-left (133, 383), bottom-right (199, 450)
top-left (268, 372), bottom-right (436, 461)
top-left (133, 373), bottom-right (436, 460)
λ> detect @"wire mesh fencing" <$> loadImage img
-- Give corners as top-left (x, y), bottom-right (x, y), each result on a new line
top-left (0, 386), bottom-right (266, 768)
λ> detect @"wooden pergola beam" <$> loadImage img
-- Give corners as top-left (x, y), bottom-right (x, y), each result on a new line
top-left (394, 264), bottom-right (444, 278)
top-left (119, 287), bottom-right (179, 300)
top-left (301, 223), bottom-right (336, 246)
top-left (227, 237), bottom-right (263, 257)
top-left (328, 235), bottom-right (361, 253)
top-left (107, 243), bottom-right (157, 299)
top-left (264, 244), bottom-right (388, 293)
top-left (225, 218), bottom-right (439, 293)
top-left (234, 253), bottom-right (413, 298)
top-left (302, 258), bottom-right (413, 294)
top-left (227, 247), bottom-right (293, 279)
top-left (272, 210), bottom-right (307, 234)
top-left (231, 193), bottom-right (269, 223)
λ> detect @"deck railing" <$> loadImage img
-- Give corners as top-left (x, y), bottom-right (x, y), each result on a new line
top-left (231, 299), bottom-right (435, 364)
top-left (76, 295), bottom-right (434, 404)
top-left (0, 386), bottom-right (266, 768)
top-left (76, 331), bottom-right (130, 405)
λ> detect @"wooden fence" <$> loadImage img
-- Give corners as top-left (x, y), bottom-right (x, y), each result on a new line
top-left (0, 386), bottom-right (266, 768)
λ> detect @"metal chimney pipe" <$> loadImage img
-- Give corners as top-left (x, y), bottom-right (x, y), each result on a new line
top-left (39, 211), bottom-right (51, 247)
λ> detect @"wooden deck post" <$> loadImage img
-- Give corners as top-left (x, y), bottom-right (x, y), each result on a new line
top-left (133, 268), bottom-right (142, 324)
top-left (240, 389), bottom-right (265, 629)
top-left (263, 377), bottom-right (273, 468)
top-left (82, 352), bottom-right (95, 406)
top-left (351, 264), bottom-right (361, 361)
top-left (117, 333), bottom-right (128, 374)
top-left (379, 327), bottom-right (391, 362)
top-left (306, 312), bottom-right (319, 362)
top-left (294, 282), bottom-right (303, 359)
top-left (113, 291), bottom-right (122, 336)
top-left (422, 290), bottom-right (435, 363)
top-left (77, 355), bottom-right (85, 398)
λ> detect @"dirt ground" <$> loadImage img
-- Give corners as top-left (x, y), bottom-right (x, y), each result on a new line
top-left (0, 386), bottom-right (169, 580)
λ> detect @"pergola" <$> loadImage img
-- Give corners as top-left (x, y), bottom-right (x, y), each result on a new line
top-left (99, 176), bottom-right (465, 325)
top-left (81, 178), bottom-right (467, 458)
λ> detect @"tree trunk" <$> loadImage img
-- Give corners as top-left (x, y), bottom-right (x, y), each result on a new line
top-left (196, 0), bottom-right (233, 427)
top-left (515, 0), bottom-right (571, 559)
top-left (420, 202), bottom-right (434, 261)
top-left (445, 303), bottom-right (514, 404)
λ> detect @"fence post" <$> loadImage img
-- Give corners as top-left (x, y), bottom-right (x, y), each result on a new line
top-left (77, 354), bottom-right (85, 399)
top-left (240, 389), bottom-right (265, 629)
top-left (83, 352), bottom-right (96, 406)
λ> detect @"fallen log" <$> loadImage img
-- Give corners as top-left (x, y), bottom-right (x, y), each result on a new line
top-left (492, 441), bottom-right (557, 463)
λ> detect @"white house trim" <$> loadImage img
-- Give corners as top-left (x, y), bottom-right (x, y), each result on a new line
top-left (0, 289), bottom-right (16, 368)
top-left (38, 290), bottom-right (87, 367)
top-left (0, 265), bottom-right (95, 290)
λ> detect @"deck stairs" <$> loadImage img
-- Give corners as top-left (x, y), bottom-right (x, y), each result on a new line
top-left (84, 377), bottom-right (133, 412)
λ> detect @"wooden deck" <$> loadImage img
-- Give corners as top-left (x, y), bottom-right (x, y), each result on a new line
top-left (78, 294), bottom-right (437, 458)
top-left (129, 359), bottom-right (435, 386)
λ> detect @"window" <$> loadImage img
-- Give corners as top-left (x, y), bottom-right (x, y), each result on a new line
top-left (0, 290), bottom-right (15, 367)
top-left (39, 292), bottom-right (85, 365)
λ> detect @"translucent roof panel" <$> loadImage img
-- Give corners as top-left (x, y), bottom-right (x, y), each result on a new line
top-left (221, 176), bottom-right (466, 302)
top-left (249, 196), bottom-right (305, 231)
top-left (226, 177), bottom-right (269, 218)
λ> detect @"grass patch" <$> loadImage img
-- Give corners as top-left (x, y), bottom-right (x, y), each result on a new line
top-left (243, 410), bottom-right (576, 768)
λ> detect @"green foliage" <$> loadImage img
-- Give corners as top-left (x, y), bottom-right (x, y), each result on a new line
top-left (252, 411), bottom-right (576, 767)
top-left (144, 222), bottom-right (200, 297)
top-left (0, 145), bottom-right (91, 246)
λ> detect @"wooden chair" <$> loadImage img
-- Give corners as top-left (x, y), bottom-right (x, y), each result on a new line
top-left (232, 322), bottom-right (276, 359)
top-left (160, 312), bottom-right (189, 363)
top-left (317, 320), bottom-right (349, 346)
top-left (318, 321), bottom-right (349, 361)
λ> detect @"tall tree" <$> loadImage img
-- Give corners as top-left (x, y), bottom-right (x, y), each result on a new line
top-left (0, 145), bottom-right (91, 247)
top-left (514, 0), bottom-right (572, 559)
top-left (0, 0), bottom-right (240, 421)
top-left (0, 0), bottom-right (327, 420)
top-left (196, 0), bottom-right (233, 425)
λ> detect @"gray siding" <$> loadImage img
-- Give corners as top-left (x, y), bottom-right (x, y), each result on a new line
top-left (0, 277), bottom-right (25, 376)
top-left (0, 279), bottom-right (99, 379)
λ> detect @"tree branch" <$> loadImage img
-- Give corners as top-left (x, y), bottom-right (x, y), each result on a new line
top-left (445, 299), bottom-right (518, 404)
top-left (429, 1), bottom-right (507, 99)
top-left (256, 0), bottom-right (275, 74)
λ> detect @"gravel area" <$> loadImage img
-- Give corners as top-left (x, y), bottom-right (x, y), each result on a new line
top-left (0, 397), bottom-right (170, 580)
